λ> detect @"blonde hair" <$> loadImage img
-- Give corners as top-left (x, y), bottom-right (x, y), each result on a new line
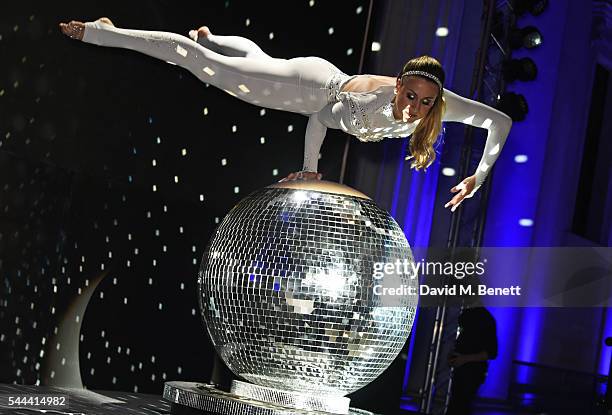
top-left (398, 56), bottom-right (446, 170)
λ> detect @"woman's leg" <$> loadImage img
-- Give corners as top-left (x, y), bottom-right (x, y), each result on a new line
top-left (81, 20), bottom-right (339, 114)
top-left (189, 27), bottom-right (272, 59)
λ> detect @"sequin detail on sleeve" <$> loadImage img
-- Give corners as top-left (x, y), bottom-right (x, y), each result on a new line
top-left (324, 72), bottom-right (353, 104)
top-left (346, 95), bottom-right (371, 139)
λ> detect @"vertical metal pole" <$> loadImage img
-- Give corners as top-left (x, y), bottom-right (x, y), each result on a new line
top-left (339, 0), bottom-right (374, 184)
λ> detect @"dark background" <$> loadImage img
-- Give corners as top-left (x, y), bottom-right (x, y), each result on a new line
top-left (0, 0), bottom-right (369, 395)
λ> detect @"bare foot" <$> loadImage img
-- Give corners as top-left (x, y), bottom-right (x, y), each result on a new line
top-left (197, 26), bottom-right (211, 38)
top-left (59, 17), bottom-right (114, 41)
top-left (59, 20), bottom-right (86, 40)
top-left (189, 25), bottom-right (212, 42)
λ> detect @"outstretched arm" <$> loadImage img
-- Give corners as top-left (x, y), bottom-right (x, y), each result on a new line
top-left (279, 114), bottom-right (325, 182)
top-left (442, 89), bottom-right (513, 209)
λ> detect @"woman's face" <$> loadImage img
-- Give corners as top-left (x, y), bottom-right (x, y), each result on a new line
top-left (394, 75), bottom-right (440, 122)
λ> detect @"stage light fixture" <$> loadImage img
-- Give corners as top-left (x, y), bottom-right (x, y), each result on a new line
top-left (510, 26), bottom-right (543, 50)
top-left (497, 92), bottom-right (529, 121)
top-left (503, 57), bottom-right (538, 82)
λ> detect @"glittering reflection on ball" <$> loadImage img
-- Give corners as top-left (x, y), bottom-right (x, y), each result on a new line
top-left (198, 180), bottom-right (417, 396)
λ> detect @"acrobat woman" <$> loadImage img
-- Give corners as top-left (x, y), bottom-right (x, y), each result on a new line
top-left (59, 18), bottom-right (512, 212)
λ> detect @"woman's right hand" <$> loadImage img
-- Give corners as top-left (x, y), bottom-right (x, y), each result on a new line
top-left (278, 171), bottom-right (322, 182)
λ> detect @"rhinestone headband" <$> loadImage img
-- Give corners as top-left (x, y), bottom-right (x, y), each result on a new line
top-left (401, 70), bottom-right (443, 90)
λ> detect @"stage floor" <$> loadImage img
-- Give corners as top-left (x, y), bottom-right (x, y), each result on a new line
top-left (1, 383), bottom-right (588, 415)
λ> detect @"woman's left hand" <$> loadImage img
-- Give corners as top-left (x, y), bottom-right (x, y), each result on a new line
top-left (445, 176), bottom-right (477, 212)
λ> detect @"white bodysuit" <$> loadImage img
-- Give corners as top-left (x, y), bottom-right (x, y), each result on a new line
top-left (82, 21), bottom-right (512, 193)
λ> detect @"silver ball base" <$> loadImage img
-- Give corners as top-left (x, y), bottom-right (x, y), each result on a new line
top-left (231, 380), bottom-right (350, 414)
top-left (162, 381), bottom-right (376, 415)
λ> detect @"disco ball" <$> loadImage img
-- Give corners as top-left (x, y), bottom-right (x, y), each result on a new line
top-left (198, 180), bottom-right (417, 397)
